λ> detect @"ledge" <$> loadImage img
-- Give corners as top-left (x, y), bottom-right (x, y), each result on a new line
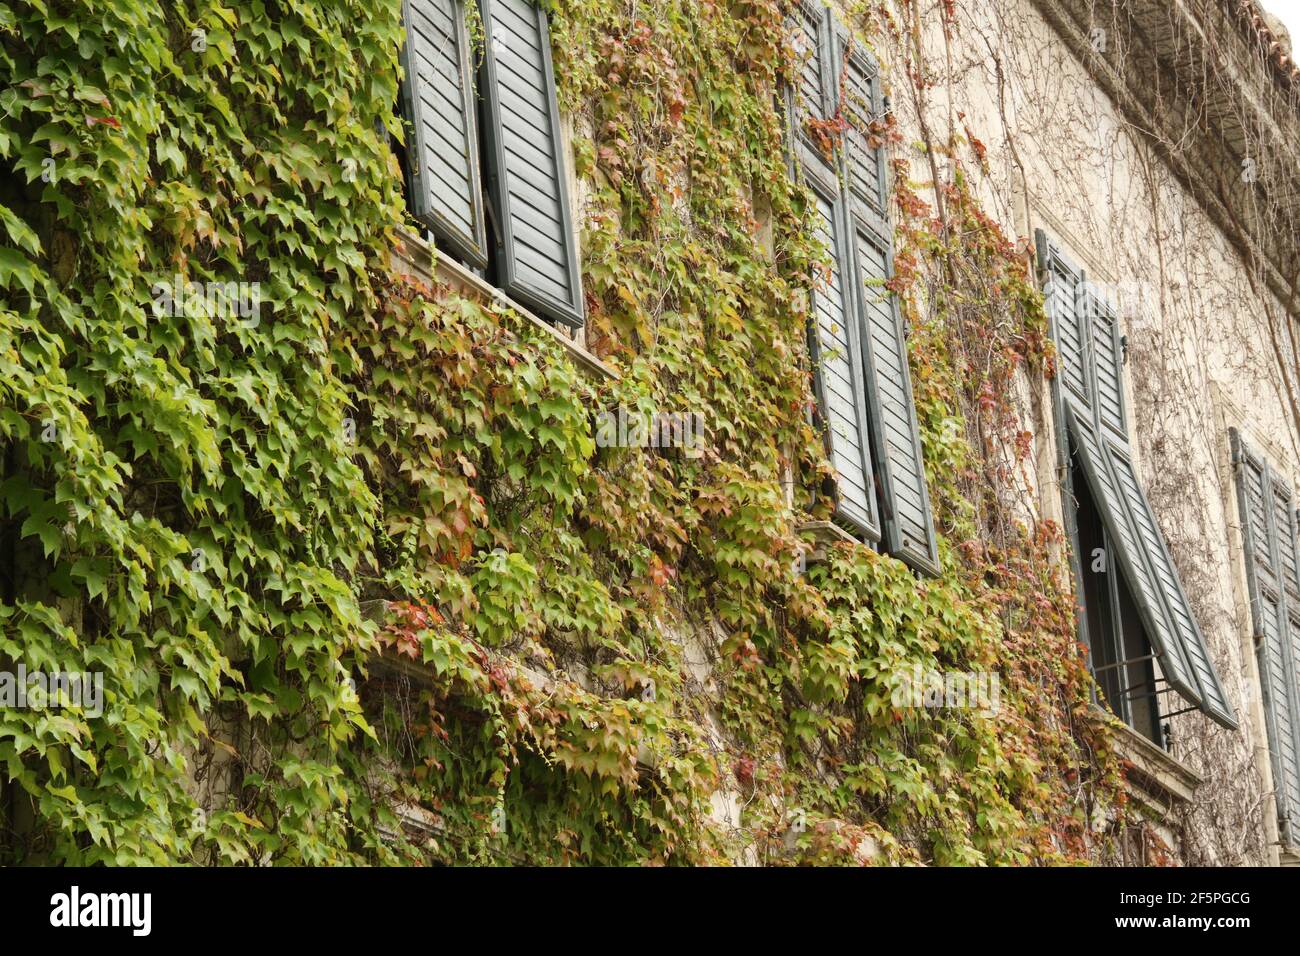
top-left (1029, 0), bottom-right (1300, 314)
top-left (1104, 708), bottom-right (1203, 811)
top-left (795, 520), bottom-right (862, 567)
top-left (391, 227), bottom-right (617, 383)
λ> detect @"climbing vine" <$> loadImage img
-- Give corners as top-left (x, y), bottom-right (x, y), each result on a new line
top-left (0, 0), bottom-right (1136, 865)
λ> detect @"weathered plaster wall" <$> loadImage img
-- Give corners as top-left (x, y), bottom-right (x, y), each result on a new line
top-left (868, 0), bottom-right (1297, 865)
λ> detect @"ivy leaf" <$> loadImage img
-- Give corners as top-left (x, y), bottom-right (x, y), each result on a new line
top-left (0, 248), bottom-right (37, 294)
top-left (0, 203), bottom-right (42, 255)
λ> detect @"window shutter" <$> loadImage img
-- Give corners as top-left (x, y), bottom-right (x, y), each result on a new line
top-left (790, 1), bottom-right (833, 154)
top-left (839, 31), bottom-right (886, 223)
top-left (789, 5), bottom-right (880, 543)
top-left (1035, 231), bottom-right (1090, 415)
top-left (853, 220), bottom-right (938, 574)
top-left (1035, 231), bottom-right (1090, 645)
top-left (478, 0), bottom-right (585, 327)
top-left (1235, 434), bottom-right (1275, 638)
top-left (1232, 431), bottom-right (1300, 847)
top-left (399, 0), bottom-right (488, 269)
top-left (1105, 439), bottom-right (1235, 726)
top-left (1089, 291), bottom-right (1126, 441)
top-left (787, 9), bottom-right (937, 568)
top-left (1041, 233), bottom-right (1236, 728)
top-left (1066, 406), bottom-right (1202, 704)
top-left (834, 28), bottom-right (937, 574)
top-left (804, 169), bottom-right (881, 542)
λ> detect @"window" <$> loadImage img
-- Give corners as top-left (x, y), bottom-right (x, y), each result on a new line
top-left (1231, 430), bottom-right (1300, 851)
top-left (1037, 230), bottom-right (1236, 738)
top-left (397, 0), bottom-right (584, 328)
top-left (789, 1), bottom-right (939, 576)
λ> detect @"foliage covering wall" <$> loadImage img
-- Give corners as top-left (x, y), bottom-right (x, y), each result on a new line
top-left (0, 0), bottom-right (1131, 864)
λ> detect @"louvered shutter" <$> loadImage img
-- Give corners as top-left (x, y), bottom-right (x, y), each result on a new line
top-left (478, 0), bottom-right (585, 327)
top-left (805, 174), bottom-right (881, 542)
top-left (1036, 231), bottom-right (1091, 644)
top-left (1041, 234), bottom-right (1236, 728)
top-left (790, 1), bottom-right (833, 153)
top-left (1105, 439), bottom-right (1234, 725)
top-left (788, 5), bottom-right (880, 542)
top-left (1092, 283), bottom-right (1232, 724)
top-left (399, 0), bottom-right (488, 269)
top-left (1273, 490), bottom-right (1300, 838)
top-left (1089, 291), bottom-right (1126, 441)
top-left (1035, 231), bottom-right (1090, 415)
top-left (839, 33), bottom-right (886, 221)
top-left (829, 25), bottom-right (937, 573)
top-left (1232, 431), bottom-right (1300, 847)
top-left (1066, 406), bottom-right (1202, 703)
top-left (852, 222), bottom-right (937, 573)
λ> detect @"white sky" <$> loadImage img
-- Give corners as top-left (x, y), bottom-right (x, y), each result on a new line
top-left (1260, 0), bottom-right (1300, 44)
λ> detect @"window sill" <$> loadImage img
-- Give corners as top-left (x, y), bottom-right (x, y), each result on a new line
top-left (795, 520), bottom-right (861, 565)
top-left (366, 648), bottom-right (661, 774)
top-left (391, 227), bottom-right (617, 383)
top-left (1102, 707), bottom-right (1202, 811)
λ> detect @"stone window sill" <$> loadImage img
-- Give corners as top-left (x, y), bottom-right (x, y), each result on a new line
top-left (391, 227), bottom-right (617, 383)
top-left (1103, 708), bottom-right (1202, 812)
top-left (795, 520), bottom-right (861, 565)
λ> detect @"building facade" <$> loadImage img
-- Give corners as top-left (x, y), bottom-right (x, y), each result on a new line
top-left (2, 0), bottom-right (1300, 865)
top-left (390, 0), bottom-right (1300, 865)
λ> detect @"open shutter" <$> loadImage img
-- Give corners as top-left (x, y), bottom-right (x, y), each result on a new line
top-left (1233, 431), bottom-right (1300, 847)
top-left (478, 0), bottom-right (585, 327)
top-left (834, 28), bottom-right (937, 574)
top-left (789, 5), bottom-right (880, 543)
top-left (1036, 232), bottom-right (1091, 645)
top-left (1066, 406), bottom-right (1202, 704)
top-left (399, 0), bottom-right (488, 269)
top-left (840, 32), bottom-right (886, 222)
top-left (1036, 231), bottom-right (1091, 415)
top-left (1091, 283), bottom-right (1234, 726)
top-left (1041, 231), bottom-right (1236, 728)
top-left (1089, 291), bottom-right (1126, 441)
top-left (853, 222), bottom-right (937, 573)
top-left (804, 168), bottom-right (881, 542)
top-left (1105, 439), bottom-right (1235, 726)
top-left (790, 1), bottom-right (833, 154)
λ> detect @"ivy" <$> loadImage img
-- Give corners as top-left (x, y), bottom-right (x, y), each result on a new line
top-left (0, 0), bottom-right (1128, 866)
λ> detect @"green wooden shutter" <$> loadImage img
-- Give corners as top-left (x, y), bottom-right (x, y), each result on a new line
top-left (839, 32), bottom-right (885, 221)
top-left (1089, 290), bottom-right (1126, 441)
top-left (1105, 439), bottom-right (1234, 726)
top-left (399, 0), bottom-right (488, 269)
top-left (852, 222), bottom-right (937, 573)
top-left (803, 166), bottom-right (881, 542)
top-left (1035, 231), bottom-right (1091, 647)
top-left (1066, 406), bottom-right (1202, 704)
top-left (478, 0), bottom-right (585, 327)
top-left (790, 1), bottom-right (833, 152)
top-left (1040, 233), bottom-right (1236, 728)
top-left (788, 5), bottom-right (881, 543)
top-left (1232, 430), bottom-right (1300, 847)
top-left (1035, 231), bottom-right (1091, 415)
top-left (834, 27), bottom-right (938, 574)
